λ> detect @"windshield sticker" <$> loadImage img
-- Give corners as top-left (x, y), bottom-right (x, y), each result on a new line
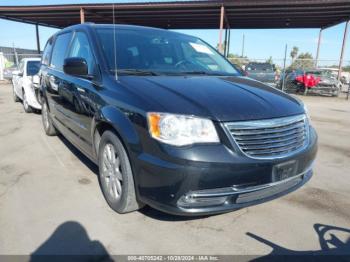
top-left (190, 43), bottom-right (213, 55)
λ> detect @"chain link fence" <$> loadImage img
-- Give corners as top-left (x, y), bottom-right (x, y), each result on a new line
top-left (228, 57), bottom-right (350, 98)
top-left (0, 51), bottom-right (349, 98)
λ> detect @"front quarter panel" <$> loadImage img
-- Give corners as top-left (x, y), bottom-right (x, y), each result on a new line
top-left (94, 105), bottom-right (142, 156)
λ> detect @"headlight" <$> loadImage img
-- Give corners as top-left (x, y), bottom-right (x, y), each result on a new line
top-left (302, 103), bottom-right (312, 126)
top-left (147, 112), bottom-right (219, 146)
top-left (303, 103), bottom-right (309, 117)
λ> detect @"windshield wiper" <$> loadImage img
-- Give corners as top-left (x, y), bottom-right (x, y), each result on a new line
top-left (114, 69), bottom-right (159, 76)
top-left (181, 71), bottom-right (212, 75)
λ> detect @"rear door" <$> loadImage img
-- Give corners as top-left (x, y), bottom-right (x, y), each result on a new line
top-left (44, 32), bottom-right (73, 128)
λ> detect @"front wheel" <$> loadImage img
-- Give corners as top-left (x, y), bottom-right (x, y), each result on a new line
top-left (22, 90), bottom-right (33, 113)
top-left (13, 86), bottom-right (20, 102)
top-left (98, 130), bottom-right (143, 214)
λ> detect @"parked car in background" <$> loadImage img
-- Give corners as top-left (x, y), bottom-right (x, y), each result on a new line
top-left (3, 65), bottom-right (18, 79)
top-left (39, 24), bottom-right (317, 216)
top-left (318, 67), bottom-right (350, 92)
top-left (12, 58), bottom-right (42, 112)
top-left (279, 69), bottom-right (340, 96)
top-left (245, 62), bottom-right (277, 86)
top-left (309, 69), bottom-right (341, 96)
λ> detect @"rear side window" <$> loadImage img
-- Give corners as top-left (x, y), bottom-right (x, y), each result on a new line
top-left (42, 38), bottom-right (53, 65)
top-left (50, 32), bottom-right (72, 71)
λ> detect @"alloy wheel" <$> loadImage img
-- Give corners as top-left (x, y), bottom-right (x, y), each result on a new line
top-left (101, 143), bottom-right (123, 201)
top-left (23, 92), bottom-right (29, 110)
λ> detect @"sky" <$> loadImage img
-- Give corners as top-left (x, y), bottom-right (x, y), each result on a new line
top-left (0, 0), bottom-right (349, 67)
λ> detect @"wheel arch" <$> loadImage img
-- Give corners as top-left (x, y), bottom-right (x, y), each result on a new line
top-left (92, 105), bottom-right (141, 160)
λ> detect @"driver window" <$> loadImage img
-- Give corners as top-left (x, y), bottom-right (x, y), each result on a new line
top-left (68, 32), bottom-right (95, 74)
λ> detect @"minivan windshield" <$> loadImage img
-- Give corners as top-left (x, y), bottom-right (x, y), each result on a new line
top-left (95, 27), bottom-right (240, 76)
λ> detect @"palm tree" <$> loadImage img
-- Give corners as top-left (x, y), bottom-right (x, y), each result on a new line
top-left (290, 46), bottom-right (299, 63)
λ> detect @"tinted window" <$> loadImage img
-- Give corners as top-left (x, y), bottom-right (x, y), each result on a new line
top-left (42, 38), bottom-right (53, 65)
top-left (246, 63), bottom-right (273, 72)
top-left (26, 61), bottom-right (40, 76)
top-left (68, 32), bottom-right (95, 74)
top-left (50, 32), bottom-right (72, 71)
top-left (95, 28), bottom-right (240, 76)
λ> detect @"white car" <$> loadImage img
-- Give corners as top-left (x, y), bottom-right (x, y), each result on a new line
top-left (12, 58), bottom-right (42, 112)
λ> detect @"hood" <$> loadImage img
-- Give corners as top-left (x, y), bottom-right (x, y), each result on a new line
top-left (319, 76), bottom-right (338, 85)
top-left (120, 75), bottom-right (304, 122)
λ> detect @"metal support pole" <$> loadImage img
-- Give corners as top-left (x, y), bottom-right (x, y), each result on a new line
top-left (282, 44), bottom-right (288, 92)
top-left (218, 5), bottom-right (225, 54)
top-left (35, 24), bottom-right (40, 54)
top-left (224, 27), bottom-right (228, 57)
top-left (338, 20), bottom-right (349, 81)
top-left (241, 34), bottom-right (245, 57)
top-left (227, 28), bottom-right (231, 58)
top-left (315, 28), bottom-right (322, 68)
top-left (80, 7), bottom-right (85, 23)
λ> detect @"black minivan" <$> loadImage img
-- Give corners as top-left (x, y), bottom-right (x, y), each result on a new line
top-left (39, 24), bottom-right (317, 216)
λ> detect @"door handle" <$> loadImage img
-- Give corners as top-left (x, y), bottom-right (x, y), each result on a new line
top-left (49, 75), bottom-right (58, 91)
top-left (77, 87), bottom-right (85, 93)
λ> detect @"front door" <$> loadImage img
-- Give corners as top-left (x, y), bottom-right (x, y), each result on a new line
top-left (58, 31), bottom-right (99, 157)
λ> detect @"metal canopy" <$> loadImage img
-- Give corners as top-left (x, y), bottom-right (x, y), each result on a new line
top-left (0, 0), bottom-right (350, 29)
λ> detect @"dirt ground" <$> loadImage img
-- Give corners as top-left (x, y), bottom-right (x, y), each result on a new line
top-left (0, 83), bottom-right (349, 257)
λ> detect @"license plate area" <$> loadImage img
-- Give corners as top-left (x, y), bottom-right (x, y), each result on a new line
top-left (272, 160), bottom-right (298, 182)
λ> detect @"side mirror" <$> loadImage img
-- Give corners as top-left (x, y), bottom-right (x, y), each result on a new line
top-left (63, 57), bottom-right (88, 77)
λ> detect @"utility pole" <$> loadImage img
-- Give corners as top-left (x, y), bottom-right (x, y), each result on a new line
top-left (12, 42), bottom-right (18, 66)
top-left (282, 44), bottom-right (288, 92)
top-left (338, 20), bottom-right (349, 81)
top-left (315, 28), bottom-right (322, 68)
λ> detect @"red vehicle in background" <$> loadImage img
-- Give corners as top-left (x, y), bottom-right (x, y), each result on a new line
top-left (295, 73), bottom-right (321, 90)
top-left (279, 69), bottom-right (340, 96)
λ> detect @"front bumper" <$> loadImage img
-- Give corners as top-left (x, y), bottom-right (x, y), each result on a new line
top-left (308, 85), bottom-right (338, 95)
top-left (133, 126), bottom-right (317, 216)
top-left (147, 169), bottom-right (312, 216)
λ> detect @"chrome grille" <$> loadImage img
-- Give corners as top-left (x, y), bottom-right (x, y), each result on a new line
top-left (224, 114), bottom-right (309, 159)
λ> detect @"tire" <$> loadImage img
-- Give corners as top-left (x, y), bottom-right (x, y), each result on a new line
top-left (98, 130), bottom-right (143, 214)
top-left (41, 99), bottom-right (58, 136)
top-left (22, 90), bottom-right (33, 113)
top-left (13, 86), bottom-right (20, 102)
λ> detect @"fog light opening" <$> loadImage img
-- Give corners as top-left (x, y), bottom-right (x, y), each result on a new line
top-left (178, 194), bottom-right (228, 208)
